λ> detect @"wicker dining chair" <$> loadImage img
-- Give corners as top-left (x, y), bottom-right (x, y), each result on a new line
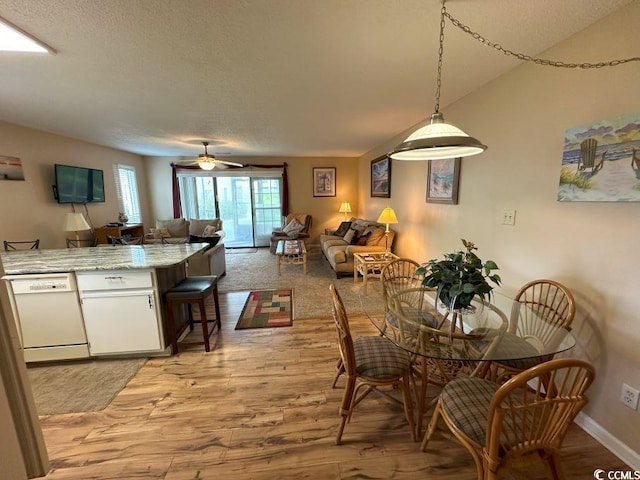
top-left (329, 284), bottom-right (416, 444)
top-left (488, 279), bottom-right (576, 383)
top-left (422, 358), bottom-right (595, 480)
top-left (3, 239), bottom-right (40, 251)
top-left (333, 258), bottom-right (425, 389)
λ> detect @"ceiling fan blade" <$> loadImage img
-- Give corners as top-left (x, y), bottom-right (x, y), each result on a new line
top-left (217, 159), bottom-right (244, 168)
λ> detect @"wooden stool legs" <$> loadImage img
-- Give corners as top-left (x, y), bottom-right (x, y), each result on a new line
top-left (165, 282), bottom-right (221, 354)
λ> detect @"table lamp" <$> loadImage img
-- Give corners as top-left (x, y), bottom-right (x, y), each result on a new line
top-left (339, 201), bottom-right (352, 220)
top-left (63, 212), bottom-right (91, 243)
top-left (377, 207), bottom-right (398, 256)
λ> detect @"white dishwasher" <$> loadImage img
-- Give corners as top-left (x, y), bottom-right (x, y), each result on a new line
top-left (76, 270), bottom-right (163, 355)
top-left (4, 273), bottom-right (89, 362)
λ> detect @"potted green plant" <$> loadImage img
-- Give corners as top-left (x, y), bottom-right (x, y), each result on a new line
top-left (415, 239), bottom-right (501, 311)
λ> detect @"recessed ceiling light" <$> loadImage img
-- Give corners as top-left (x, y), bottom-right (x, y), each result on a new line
top-left (0, 16), bottom-right (56, 54)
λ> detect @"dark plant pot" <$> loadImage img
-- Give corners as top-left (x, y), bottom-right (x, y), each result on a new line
top-left (439, 291), bottom-right (474, 311)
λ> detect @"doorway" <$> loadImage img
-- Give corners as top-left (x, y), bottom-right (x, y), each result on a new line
top-left (179, 174), bottom-right (283, 248)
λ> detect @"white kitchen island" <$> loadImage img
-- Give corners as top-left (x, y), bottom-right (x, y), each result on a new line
top-left (1, 243), bottom-right (208, 362)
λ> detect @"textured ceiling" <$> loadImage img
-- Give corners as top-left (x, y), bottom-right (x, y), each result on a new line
top-left (0, 0), bottom-right (632, 158)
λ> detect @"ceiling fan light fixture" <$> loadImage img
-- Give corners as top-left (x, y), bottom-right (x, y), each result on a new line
top-left (198, 159), bottom-right (215, 170)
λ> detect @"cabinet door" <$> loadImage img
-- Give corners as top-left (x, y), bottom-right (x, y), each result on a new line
top-left (81, 291), bottom-right (161, 355)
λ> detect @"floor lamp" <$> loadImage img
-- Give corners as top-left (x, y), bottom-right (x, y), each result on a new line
top-left (377, 207), bottom-right (398, 257)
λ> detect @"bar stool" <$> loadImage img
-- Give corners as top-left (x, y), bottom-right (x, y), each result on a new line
top-left (164, 275), bottom-right (221, 354)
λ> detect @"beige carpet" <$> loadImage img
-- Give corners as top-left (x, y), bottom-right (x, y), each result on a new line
top-left (218, 247), bottom-right (385, 319)
top-left (27, 357), bottom-right (147, 415)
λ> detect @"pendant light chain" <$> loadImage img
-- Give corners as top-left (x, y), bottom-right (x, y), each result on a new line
top-left (444, 11), bottom-right (640, 68)
top-left (434, 2), bottom-right (446, 114)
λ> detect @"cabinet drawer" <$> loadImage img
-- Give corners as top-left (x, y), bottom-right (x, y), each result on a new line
top-left (76, 270), bottom-right (153, 291)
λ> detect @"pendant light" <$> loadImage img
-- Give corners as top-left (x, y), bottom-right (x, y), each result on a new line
top-left (390, 1), bottom-right (486, 161)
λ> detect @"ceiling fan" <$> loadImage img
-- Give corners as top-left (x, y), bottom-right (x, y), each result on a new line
top-left (178, 141), bottom-right (243, 170)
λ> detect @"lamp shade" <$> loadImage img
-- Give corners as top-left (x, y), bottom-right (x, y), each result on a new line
top-left (377, 207), bottom-right (398, 225)
top-left (390, 113), bottom-right (486, 161)
top-left (339, 202), bottom-right (352, 214)
top-left (63, 212), bottom-right (90, 232)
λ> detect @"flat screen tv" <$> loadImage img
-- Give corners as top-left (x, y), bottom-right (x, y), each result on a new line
top-left (54, 164), bottom-right (105, 204)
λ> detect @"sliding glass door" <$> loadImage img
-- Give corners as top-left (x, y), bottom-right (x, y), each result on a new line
top-left (178, 173), bottom-right (282, 248)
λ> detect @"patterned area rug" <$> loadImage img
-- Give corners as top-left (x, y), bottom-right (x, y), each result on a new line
top-left (235, 289), bottom-right (293, 329)
top-left (218, 248), bottom-right (385, 319)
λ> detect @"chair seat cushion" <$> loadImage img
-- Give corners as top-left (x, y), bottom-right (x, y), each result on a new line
top-left (490, 333), bottom-right (544, 370)
top-left (441, 376), bottom-right (499, 445)
top-left (353, 336), bottom-right (410, 380)
top-left (165, 275), bottom-right (218, 300)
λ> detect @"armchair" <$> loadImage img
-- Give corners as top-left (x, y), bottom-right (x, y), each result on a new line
top-left (269, 213), bottom-right (312, 253)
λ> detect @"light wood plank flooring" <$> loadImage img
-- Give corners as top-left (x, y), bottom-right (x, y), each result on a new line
top-left (38, 291), bottom-right (628, 479)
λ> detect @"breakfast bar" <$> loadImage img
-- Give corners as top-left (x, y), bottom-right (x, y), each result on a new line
top-left (1, 243), bottom-right (208, 362)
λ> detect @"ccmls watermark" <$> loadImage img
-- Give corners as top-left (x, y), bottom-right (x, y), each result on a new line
top-left (594, 469), bottom-right (640, 480)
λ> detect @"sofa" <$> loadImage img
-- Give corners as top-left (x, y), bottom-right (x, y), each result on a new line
top-left (319, 218), bottom-right (395, 278)
top-left (146, 218), bottom-right (226, 277)
top-left (145, 218), bottom-right (224, 244)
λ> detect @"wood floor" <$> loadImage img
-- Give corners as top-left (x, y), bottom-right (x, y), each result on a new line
top-left (38, 291), bottom-right (628, 479)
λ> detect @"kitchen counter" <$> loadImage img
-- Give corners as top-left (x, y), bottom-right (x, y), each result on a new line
top-left (2, 243), bottom-right (210, 362)
top-left (0, 243), bottom-right (208, 275)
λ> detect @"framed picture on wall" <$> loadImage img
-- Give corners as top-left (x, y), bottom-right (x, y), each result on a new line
top-left (0, 156), bottom-right (25, 181)
top-left (313, 167), bottom-right (336, 197)
top-left (426, 157), bottom-right (461, 204)
top-left (371, 155), bottom-right (391, 198)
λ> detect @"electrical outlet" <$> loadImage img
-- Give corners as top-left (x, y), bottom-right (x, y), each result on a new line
top-left (621, 384), bottom-right (639, 410)
top-left (502, 209), bottom-right (516, 226)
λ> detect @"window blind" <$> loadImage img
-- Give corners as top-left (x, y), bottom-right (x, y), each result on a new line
top-left (112, 164), bottom-right (141, 223)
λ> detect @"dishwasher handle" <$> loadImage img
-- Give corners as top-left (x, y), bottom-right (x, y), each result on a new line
top-left (80, 289), bottom-right (155, 299)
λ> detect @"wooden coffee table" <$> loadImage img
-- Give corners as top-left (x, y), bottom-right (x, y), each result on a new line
top-left (275, 239), bottom-right (307, 275)
top-left (353, 252), bottom-right (399, 287)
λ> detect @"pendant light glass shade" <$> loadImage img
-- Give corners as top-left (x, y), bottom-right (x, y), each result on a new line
top-left (390, 2), bottom-right (486, 161)
top-left (390, 113), bottom-right (486, 160)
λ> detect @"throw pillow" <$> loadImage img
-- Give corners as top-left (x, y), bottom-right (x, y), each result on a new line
top-left (334, 221), bottom-right (352, 237)
top-left (356, 233), bottom-right (370, 246)
top-left (151, 227), bottom-right (171, 239)
top-left (282, 218), bottom-right (304, 236)
top-left (343, 228), bottom-right (356, 244)
top-left (202, 225), bottom-right (218, 237)
top-left (366, 228), bottom-right (386, 246)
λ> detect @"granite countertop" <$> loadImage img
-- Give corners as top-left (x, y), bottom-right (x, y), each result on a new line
top-left (0, 243), bottom-right (208, 275)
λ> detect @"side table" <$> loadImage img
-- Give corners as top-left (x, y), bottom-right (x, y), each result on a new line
top-left (275, 239), bottom-right (307, 275)
top-left (353, 252), bottom-right (399, 287)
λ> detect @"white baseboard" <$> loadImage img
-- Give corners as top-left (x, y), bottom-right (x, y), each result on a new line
top-left (575, 412), bottom-right (640, 471)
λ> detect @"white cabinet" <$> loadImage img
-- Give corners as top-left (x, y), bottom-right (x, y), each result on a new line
top-left (77, 270), bottom-right (163, 355)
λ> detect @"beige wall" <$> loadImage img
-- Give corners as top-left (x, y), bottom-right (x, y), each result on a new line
top-left (144, 155), bottom-right (359, 243)
top-left (0, 121), bottom-right (151, 248)
top-left (360, 3), bottom-right (640, 462)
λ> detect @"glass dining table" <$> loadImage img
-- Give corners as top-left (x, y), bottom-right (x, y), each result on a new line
top-left (359, 284), bottom-right (576, 435)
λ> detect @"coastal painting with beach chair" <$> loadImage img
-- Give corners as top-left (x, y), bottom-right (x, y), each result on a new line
top-left (558, 112), bottom-right (640, 202)
top-left (0, 156), bottom-right (25, 181)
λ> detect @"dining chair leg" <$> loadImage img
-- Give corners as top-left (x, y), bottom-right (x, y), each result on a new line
top-left (331, 358), bottom-right (344, 388)
top-left (416, 357), bottom-right (429, 437)
top-left (421, 397), bottom-right (443, 452)
top-left (543, 452), bottom-right (565, 480)
top-left (400, 374), bottom-right (417, 442)
top-left (336, 376), bottom-right (356, 445)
